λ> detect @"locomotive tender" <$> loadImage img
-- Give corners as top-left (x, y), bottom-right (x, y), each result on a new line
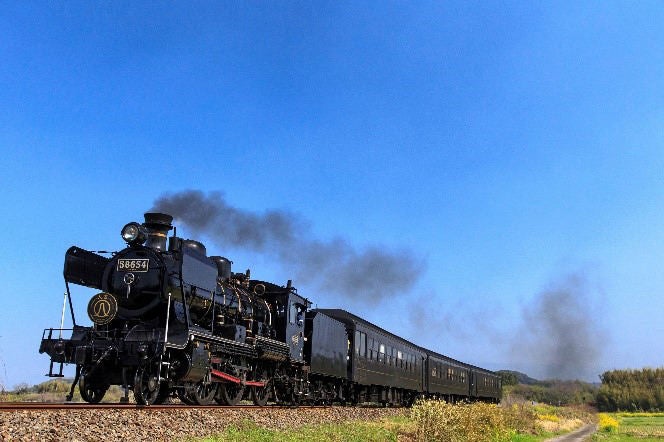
top-left (40, 213), bottom-right (501, 405)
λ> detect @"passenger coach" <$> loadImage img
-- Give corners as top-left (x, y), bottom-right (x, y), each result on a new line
top-left (315, 309), bottom-right (501, 405)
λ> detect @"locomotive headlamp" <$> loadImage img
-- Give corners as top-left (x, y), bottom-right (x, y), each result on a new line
top-left (121, 222), bottom-right (147, 245)
top-left (53, 340), bottom-right (65, 355)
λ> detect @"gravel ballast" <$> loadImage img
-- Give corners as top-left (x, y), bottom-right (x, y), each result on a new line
top-left (0, 407), bottom-right (406, 441)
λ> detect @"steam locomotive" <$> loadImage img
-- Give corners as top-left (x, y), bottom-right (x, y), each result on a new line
top-left (40, 213), bottom-right (501, 405)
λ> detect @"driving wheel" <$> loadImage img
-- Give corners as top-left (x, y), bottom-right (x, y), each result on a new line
top-left (216, 381), bottom-right (245, 405)
top-left (251, 370), bottom-right (272, 406)
top-left (191, 381), bottom-right (217, 405)
top-left (133, 367), bottom-right (160, 405)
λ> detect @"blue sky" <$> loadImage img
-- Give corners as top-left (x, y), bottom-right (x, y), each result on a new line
top-left (1, 2), bottom-right (663, 388)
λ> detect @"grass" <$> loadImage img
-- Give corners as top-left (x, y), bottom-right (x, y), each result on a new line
top-left (190, 401), bottom-right (596, 442)
top-left (193, 420), bottom-right (405, 442)
top-left (593, 412), bottom-right (664, 442)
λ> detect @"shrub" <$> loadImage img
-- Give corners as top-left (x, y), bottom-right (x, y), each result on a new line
top-left (598, 413), bottom-right (619, 433)
top-left (36, 379), bottom-right (71, 394)
top-left (502, 403), bottom-right (539, 435)
top-left (410, 400), bottom-right (513, 442)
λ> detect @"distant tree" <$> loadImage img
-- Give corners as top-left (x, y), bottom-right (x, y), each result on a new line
top-left (504, 379), bottom-right (597, 405)
top-left (597, 367), bottom-right (664, 411)
top-left (13, 383), bottom-right (31, 395)
top-left (497, 370), bottom-right (519, 386)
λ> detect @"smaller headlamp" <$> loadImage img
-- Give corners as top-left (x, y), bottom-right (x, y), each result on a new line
top-left (121, 222), bottom-right (147, 245)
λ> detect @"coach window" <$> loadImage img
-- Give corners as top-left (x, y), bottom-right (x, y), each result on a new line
top-left (397, 350), bottom-right (403, 369)
top-left (378, 344), bottom-right (385, 363)
top-left (359, 332), bottom-right (367, 358)
top-left (354, 331), bottom-right (361, 356)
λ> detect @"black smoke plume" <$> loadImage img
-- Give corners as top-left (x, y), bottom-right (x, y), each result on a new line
top-left (407, 272), bottom-right (605, 381)
top-left (512, 273), bottom-right (605, 380)
top-left (152, 190), bottom-right (422, 303)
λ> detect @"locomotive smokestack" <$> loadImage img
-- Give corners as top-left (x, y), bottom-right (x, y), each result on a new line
top-left (143, 213), bottom-right (173, 251)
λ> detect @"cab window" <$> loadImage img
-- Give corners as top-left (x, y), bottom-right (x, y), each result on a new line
top-left (289, 302), bottom-right (297, 325)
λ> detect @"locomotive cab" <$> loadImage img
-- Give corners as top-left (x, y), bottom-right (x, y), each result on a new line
top-left (251, 280), bottom-right (311, 362)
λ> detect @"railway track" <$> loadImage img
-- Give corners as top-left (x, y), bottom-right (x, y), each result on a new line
top-left (0, 401), bottom-right (404, 441)
top-left (0, 401), bottom-right (329, 411)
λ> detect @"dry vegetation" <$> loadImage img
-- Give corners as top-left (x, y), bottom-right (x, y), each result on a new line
top-left (0, 378), bottom-right (127, 403)
top-left (409, 400), bottom-right (595, 441)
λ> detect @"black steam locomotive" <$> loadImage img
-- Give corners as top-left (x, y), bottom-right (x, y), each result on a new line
top-left (40, 213), bottom-right (501, 405)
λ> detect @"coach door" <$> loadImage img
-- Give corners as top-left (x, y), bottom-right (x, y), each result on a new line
top-left (348, 329), bottom-right (355, 380)
top-left (422, 356), bottom-right (427, 392)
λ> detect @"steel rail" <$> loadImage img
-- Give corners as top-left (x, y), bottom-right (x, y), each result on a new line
top-left (0, 402), bottom-right (331, 411)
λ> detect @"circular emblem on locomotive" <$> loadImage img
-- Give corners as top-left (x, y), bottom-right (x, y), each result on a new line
top-left (123, 272), bottom-right (135, 285)
top-left (87, 292), bottom-right (118, 325)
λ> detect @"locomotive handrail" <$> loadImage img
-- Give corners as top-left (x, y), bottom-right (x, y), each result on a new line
top-left (65, 281), bottom-right (77, 327)
top-left (42, 328), bottom-right (74, 340)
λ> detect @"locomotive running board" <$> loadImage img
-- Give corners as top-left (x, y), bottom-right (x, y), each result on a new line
top-left (210, 369), bottom-right (265, 387)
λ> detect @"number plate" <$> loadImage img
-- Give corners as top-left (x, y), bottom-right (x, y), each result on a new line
top-left (117, 258), bottom-right (149, 272)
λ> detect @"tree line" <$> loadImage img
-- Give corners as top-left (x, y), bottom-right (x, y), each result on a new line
top-left (596, 367), bottom-right (664, 411)
top-left (497, 370), bottom-right (597, 405)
